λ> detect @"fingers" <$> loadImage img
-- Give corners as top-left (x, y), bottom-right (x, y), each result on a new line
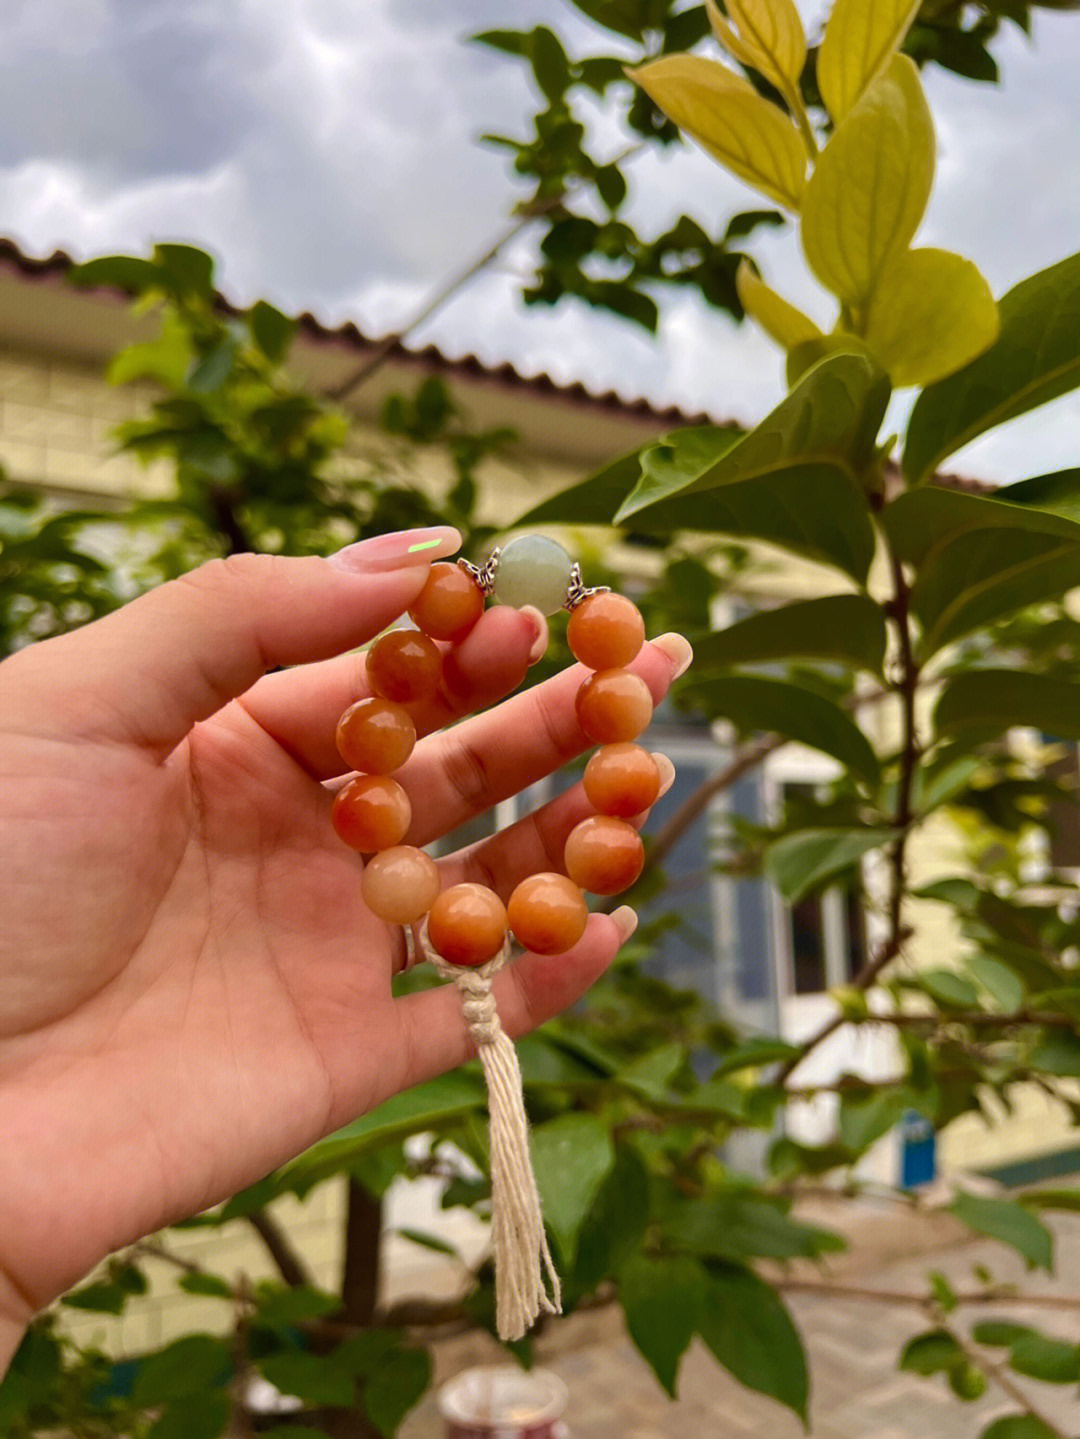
top-left (386, 909), bottom-right (638, 1098)
top-left (237, 603), bottom-right (548, 779)
top-left (7, 529), bottom-right (462, 758)
top-left (399, 634), bottom-right (690, 847)
top-left (435, 753), bottom-right (676, 899)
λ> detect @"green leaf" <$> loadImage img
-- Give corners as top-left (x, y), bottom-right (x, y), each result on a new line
top-left (967, 956), bottom-right (1025, 1013)
top-left (981, 1417), bottom-right (1060, 1439)
top-left (133, 1336), bottom-right (233, 1405)
top-left (69, 253), bottom-right (163, 294)
top-left (147, 1392), bottom-right (231, 1439)
top-left (698, 1263), bottom-right (808, 1422)
top-left (108, 311), bottom-right (194, 388)
top-left (616, 1041), bottom-right (685, 1101)
top-left (691, 595), bottom-right (887, 676)
top-left (1017, 1188), bottom-right (1080, 1214)
top-left (660, 1192), bottom-right (845, 1262)
top-left (948, 1192), bottom-right (1054, 1271)
top-left (921, 969), bottom-right (980, 1009)
top-left (950, 1360), bottom-right (988, 1400)
top-left (250, 301), bottom-right (296, 364)
top-left (616, 351), bottom-right (887, 535)
top-left (362, 1347), bottom-right (432, 1437)
top-left (629, 55), bottom-right (807, 211)
top-left (802, 56), bottom-right (934, 306)
top-left (187, 336), bottom-right (238, 394)
top-left (862, 248), bottom-right (999, 387)
top-left (904, 250), bottom-right (1080, 483)
top-left (395, 1227), bottom-right (459, 1257)
top-left (531, 1113), bottom-right (616, 1266)
top-left (1029, 1030), bottom-right (1080, 1077)
top-left (972, 1319), bottom-right (1034, 1347)
top-left (711, 1037), bottom-right (802, 1075)
top-left (60, 1280), bottom-right (129, 1314)
top-left (908, 526), bottom-right (1080, 659)
top-left (765, 827), bottom-right (894, 904)
top-left (178, 1271), bottom-right (233, 1299)
top-left (1008, 1332), bottom-right (1080, 1383)
top-left (687, 676), bottom-right (880, 787)
top-left (838, 1087), bottom-right (916, 1151)
top-left (575, 1145), bottom-right (652, 1289)
top-left (254, 1285), bottom-right (341, 1331)
top-left (258, 1352), bottom-right (355, 1409)
top-left (900, 1328), bottom-right (963, 1375)
top-left (935, 670), bottom-right (1080, 746)
top-left (618, 1253), bottom-right (706, 1396)
top-left (818, 0), bottom-right (922, 119)
top-left (736, 259), bottom-right (822, 350)
top-left (154, 243), bottom-right (216, 299)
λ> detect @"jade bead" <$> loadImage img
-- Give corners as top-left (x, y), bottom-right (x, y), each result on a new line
top-left (492, 534), bottom-right (573, 615)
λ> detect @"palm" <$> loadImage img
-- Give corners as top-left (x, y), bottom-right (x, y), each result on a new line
top-left (0, 547), bottom-right (683, 1331)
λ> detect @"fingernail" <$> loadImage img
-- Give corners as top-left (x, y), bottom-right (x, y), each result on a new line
top-left (611, 905), bottom-right (639, 942)
top-left (652, 752), bottom-right (676, 798)
top-left (520, 606), bottom-right (548, 665)
top-left (328, 526), bottom-right (462, 573)
top-left (652, 631), bottom-right (693, 678)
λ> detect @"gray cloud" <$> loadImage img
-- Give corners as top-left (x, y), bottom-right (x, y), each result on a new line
top-left (1, 2), bottom-right (1078, 480)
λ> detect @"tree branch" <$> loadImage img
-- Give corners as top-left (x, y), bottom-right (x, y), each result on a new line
top-left (246, 1211), bottom-right (316, 1289)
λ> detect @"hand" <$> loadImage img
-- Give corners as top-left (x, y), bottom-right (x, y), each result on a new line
top-left (0, 528), bottom-right (688, 1360)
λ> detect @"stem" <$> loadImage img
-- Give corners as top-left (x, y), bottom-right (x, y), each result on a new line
top-left (208, 486), bottom-right (254, 556)
top-left (326, 142), bottom-right (646, 405)
top-left (783, 81), bottom-right (819, 157)
top-left (247, 1211), bottom-right (316, 1289)
top-left (777, 537), bottom-right (920, 1084)
top-left (776, 1278), bottom-right (1080, 1311)
top-left (339, 1181), bottom-right (382, 1326)
top-left (939, 1315), bottom-right (1069, 1438)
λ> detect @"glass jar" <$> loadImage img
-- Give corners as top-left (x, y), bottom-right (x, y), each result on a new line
top-left (439, 1365), bottom-right (569, 1439)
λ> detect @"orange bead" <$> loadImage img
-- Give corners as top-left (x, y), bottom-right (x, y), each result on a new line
top-left (507, 872), bottom-right (589, 955)
top-left (564, 815), bottom-right (644, 896)
top-left (366, 629), bottom-right (442, 704)
top-left (332, 775), bottom-right (411, 852)
top-left (336, 698), bottom-right (416, 774)
top-left (362, 846), bottom-right (440, 924)
top-left (583, 743), bottom-right (661, 817)
top-left (427, 883), bottom-right (508, 967)
top-left (567, 592), bottom-right (645, 670)
top-left (575, 668), bottom-right (653, 744)
top-left (408, 562), bottom-right (485, 641)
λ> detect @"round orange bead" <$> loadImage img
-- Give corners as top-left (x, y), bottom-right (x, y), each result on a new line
top-left (583, 743), bottom-right (661, 817)
top-left (575, 668), bottom-right (653, 744)
top-left (336, 697), bottom-right (416, 774)
top-left (564, 815), bottom-right (644, 896)
top-left (362, 845), bottom-right (440, 924)
top-left (366, 629), bottom-right (442, 704)
top-left (507, 873), bottom-right (589, 955)
top-left (427, 883), bottom-right (508, 967)
top-left (567, 592), bottom-right (645, 670)
top-left (408, 562), bottom-right (485, 641)
top-left (331, 775), bottom-right (412, 852)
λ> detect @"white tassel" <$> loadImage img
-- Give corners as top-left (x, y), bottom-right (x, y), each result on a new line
top-left (421, 928), bottom-right (561, 1341)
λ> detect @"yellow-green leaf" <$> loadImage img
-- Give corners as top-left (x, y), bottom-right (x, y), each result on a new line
top-left (802, 55), bottom-right (934, 305)
top-left (736, 259), bottom-right (822, 349)
top-left (629, 55), bottom-right (807, 211)
top-left (863, 248), bottom-right (999, 387)
top-left (706, 0), bottom-right (806, 96)
top-left (818, 0), bottom-right (923, 121)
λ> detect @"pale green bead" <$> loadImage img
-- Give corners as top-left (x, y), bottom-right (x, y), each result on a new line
top-left (492, 534), bottom-right (573, 615)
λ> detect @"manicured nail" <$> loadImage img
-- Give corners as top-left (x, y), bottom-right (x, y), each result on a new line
top-left (611, 905), bottom-right (639, 942)
top-left (328, 526), bottom-right (462, 573)
top-left (520, 606), bottom-right (548, 664)
top-left (652, 631), bottom-right (693, 678)
top-left (652, 752), bottom-right (676, 798)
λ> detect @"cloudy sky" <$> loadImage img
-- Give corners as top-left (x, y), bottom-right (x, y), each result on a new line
top-left (3, 0), bottom-right (1079, 483)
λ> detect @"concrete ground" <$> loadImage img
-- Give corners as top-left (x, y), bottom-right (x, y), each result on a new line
top-left (399, 1200), bottom-right (1080, 1439)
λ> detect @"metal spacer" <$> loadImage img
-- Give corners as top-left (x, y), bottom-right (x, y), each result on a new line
top-left (563, 561), bottom-right (611, 612)
top-left (457, 546), bottom-right (502, 598)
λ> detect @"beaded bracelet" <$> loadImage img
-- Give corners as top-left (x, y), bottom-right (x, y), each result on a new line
top-left (329, 534), bottom-right (673, 1340)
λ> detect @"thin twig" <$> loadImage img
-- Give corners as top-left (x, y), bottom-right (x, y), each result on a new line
top-left (777, 1278), bottom-right (1080, 1312)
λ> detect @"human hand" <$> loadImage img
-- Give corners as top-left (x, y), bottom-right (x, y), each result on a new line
top-left (0, 527), bottom-right (689, 1359)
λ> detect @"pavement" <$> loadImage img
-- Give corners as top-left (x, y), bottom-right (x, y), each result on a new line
top-left (399, 1199), bottom-right (1080, 1439)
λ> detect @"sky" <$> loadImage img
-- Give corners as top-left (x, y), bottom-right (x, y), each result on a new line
top-left (2, 0), bottom-right (1079, 484)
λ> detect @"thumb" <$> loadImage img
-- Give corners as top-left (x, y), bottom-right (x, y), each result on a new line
top-left (13, 527), bottom-right (462, 757)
